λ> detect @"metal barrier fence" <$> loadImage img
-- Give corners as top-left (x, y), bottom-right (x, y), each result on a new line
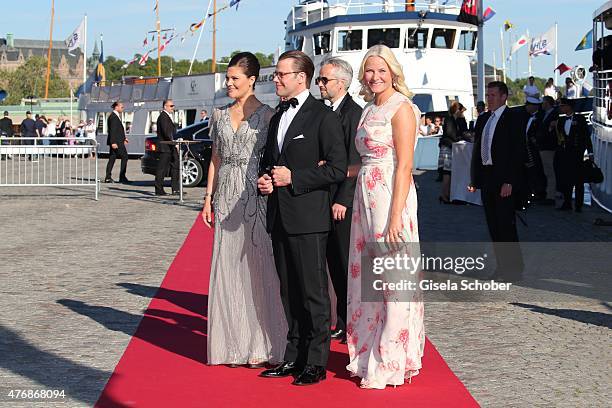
top-left (0, 137), bottom-right (99, 200)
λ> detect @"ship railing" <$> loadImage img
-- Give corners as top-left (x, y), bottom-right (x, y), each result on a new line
top-left (592, 68), bottom-right (612, 128)
top-left (90, 77), bottom-right (171, 103)
top-left (289, 1), bottom-right (461, 30)
top-left (0, 137), bottom-right (99, 200)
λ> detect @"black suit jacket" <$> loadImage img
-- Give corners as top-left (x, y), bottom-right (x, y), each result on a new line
top-left (556, 114), bottom-right (592, 155)
top-left (470, 106), bottom-right (526, 190)
top-left (106, 112), bottom-right (126, 146)
top-left (156, 111), bottom-right (176, 153)
top-left (331, 94), bottom-right (362, 208)
top-left (260, 94), bottom-right (347, 234)
top-left (535, 107), bottom-right (559, 151)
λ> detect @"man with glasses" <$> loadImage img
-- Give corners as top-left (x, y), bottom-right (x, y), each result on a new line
top-left (257, 50), bottom-right (347, 386)
top-left (155, 99), bottom-right (180, 196)
top-left (316, 57), bottom-right (362, 344)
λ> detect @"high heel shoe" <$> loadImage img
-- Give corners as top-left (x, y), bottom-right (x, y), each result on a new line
top-left (438, 196), bottom-right (451, 204)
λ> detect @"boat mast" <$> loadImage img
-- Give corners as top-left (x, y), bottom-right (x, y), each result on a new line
top-left (476, 0), bottom-right (485, 100)
top-left (44, 0), bottom-right (55, 99)
top-left (156, 0), bottom-right (161, 77)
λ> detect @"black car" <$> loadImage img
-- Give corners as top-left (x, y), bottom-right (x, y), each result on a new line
top-left (141, 121), bottom-right (212, 187)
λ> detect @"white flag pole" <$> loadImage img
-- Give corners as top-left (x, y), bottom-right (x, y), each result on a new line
top-left (554, 22), bottom-right (558, 85)
top-left (189, 0), bottom-right (214, 75)
top-left (527, 29), bottom-right (532, 77)
top-left (476, 0), bottom-right (485, 101)
top-left (500, 27), bottom-right (506, 83)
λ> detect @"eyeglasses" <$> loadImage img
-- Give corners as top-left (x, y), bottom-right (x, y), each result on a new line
top-left (273, 71), bottom-right (301, 79)
top-left (315, 77), bottom-right (339, 86)
top-left (167, 105), bottom-right (175, 108)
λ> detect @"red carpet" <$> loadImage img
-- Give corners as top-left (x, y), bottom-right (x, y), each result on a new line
top-left (96, 216), bottom-right (479, 408)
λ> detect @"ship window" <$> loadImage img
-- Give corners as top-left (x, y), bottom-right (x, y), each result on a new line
top-left (368, 28), bottom-right (401, 49)
top-left (458, 30), bottom-right (477, 51)
top-left (337, 29), bottom-right (363, 51)
top-left (406, 28), bottom-right (429, 49)
top-left (431, 28), bottom-right (456, 49)
top-left (313, 31), bottom-right (331, 55)
top-left (148, 111), bottom-right (160, 134)
top-left (290, 35), bottom-right (304, 51)
top-left (412, 94), bottom-right (434, 113)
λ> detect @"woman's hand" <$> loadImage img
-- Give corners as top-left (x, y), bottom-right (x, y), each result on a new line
top-left (202, 198), bottom-right (213, 228)
top-left (385, 216), bottom-right (405, 251)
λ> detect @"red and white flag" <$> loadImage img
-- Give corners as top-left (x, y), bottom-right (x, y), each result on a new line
top-left (555, 63), bottom-right (573, 75)
top-left (138, 51), bottom-right (150, 66)
top-left (508, 34), bottom-right (529, 59)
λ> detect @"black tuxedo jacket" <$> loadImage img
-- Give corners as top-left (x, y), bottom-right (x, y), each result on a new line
top-left (556, 114), bottom-right (592, 155)
top-left (156, 111), bottom-right (177, 153)
top-left (260, 94), bottom-right (347, 234)
top-left (535, 107), bottom-right (559, 151)
top-left (331, 94), bottom-right (362, 208)
top-left (470, 106), bottom-right (526, 190)
top-left (106, 112), bottom-right (126, 146)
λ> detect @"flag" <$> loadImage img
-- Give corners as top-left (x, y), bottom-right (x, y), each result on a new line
top-left (65, 18), bottom-right (85, 55)
top-left (555, 63), bottom-right (572, 75)
top-left (95, 35), bottom-right (106, 82)
top-left (483, 7), bottom-right (496, 23)
top-left (143, 37), bottom-right (148, 47)
top-left (121, 57), bottom-right (138, 69)
top-left (575, 29), bottom-right (593, 51)
top-left (230, 0), bottom-right (241, 10)
top-left (504, 20), bottom-right (513, 31)
top-left (190, 20), bottom-right (204, 32)
top-left (509, 34), bottom-right (529, 58)
top-left (457, 0), bottom-right (478, 25)
top-left (159, 37), bottom-right (173, 53)
top-left (139, 51), bottom-right (150, 66)
top-left (529, 25), bottom-right (556, 57)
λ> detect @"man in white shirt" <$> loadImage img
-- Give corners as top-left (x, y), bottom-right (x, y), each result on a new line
top-left (523, 76), bottom-right (540, 101)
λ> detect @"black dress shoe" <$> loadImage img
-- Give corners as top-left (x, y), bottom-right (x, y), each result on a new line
top-left (292, 365), bottom-right (326, 386)
top-left (119, 178), bottom-right (131, 184)
top-left (259, 361), bottom-right (300, 378)
top-left (155, 191), bottom-right (168, 196)
top-left (104, 178), bottom-right (116, 183)
top-left (330, 328), bottom-right (345, 340)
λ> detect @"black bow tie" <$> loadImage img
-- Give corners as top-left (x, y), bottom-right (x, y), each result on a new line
top-left (278, 98), bottom-right (299, 112)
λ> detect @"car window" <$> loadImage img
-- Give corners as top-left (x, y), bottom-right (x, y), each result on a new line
top-left (193, 127), bottom-right (210, 140)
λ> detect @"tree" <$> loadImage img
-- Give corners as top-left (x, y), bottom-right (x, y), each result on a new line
top-left (0, 56), bottom-right (70, 105)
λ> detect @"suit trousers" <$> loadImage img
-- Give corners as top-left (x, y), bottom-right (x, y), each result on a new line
top-left (326, 207), bottom-right (352, 332)
top-left (155, 149), bottom-right (180, 193)
top-left (271, 218), bottom-right (331, 367)
top-left (480, 166), bottom-right (523, 278)
top-left (539, 150), bottom-right (557, 200)
top-left (105, 143), bottom-right (128, 180)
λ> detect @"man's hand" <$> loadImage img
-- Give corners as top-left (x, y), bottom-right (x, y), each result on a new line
top-left (257, 174), bottom-right (274, 195)
top-left (332, 203), bottom-right (347, 221)
top-left (271, 166), bottom-right (291, 187)
top-left (500, 183), bottom-right (512, 198)
top-left (111, 143), bottom-right (118, 149)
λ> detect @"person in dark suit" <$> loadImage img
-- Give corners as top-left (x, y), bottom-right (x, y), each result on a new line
top-left (518, 97), bottom-right (547, 202)
top-left (104, 101), bottom-right (130, 183)
top-left (468, 81), bottom-right (525, 282)
top-left (554, 98), bottom-right (593, 212)
top-left (316, 57), bottom-right (362, 344)
top-left (257, 50), bottom-right (347, 386)
top-left (536, 96), bottom-right (559, 203)
top-left (155, 99), bottom-right (180, 196)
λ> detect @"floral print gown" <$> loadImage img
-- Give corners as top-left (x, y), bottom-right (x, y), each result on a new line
top-left (346, 92), bottom-right (425, 389)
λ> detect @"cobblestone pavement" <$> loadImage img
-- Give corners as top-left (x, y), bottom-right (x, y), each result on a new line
top-left (0, 159), bottom-right (610, 407)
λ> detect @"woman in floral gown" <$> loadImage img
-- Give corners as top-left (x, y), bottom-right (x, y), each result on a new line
top-left (346, 45), bottom-right (425, 389)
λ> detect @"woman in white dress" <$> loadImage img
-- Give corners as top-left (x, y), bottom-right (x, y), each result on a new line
top-left (346, 45), bottom-right (425, 389)
top-left (202, 52), bottom-right (286, 368)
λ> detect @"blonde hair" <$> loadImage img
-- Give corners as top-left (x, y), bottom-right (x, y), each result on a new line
top-left (358, 45), bottom-right (413, 102)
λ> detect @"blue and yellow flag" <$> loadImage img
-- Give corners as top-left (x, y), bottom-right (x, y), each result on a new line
top-left (575, 29), bottom-right (593, 51)
top-left (95, 35), bottom-right (106, 83)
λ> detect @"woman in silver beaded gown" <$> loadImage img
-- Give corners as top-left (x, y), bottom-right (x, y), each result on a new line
top-left (202, 52), bottom-right (286, 367)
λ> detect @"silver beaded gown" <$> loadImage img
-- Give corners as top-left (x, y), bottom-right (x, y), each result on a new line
top-left (206, 103), bottom-right (287, 365)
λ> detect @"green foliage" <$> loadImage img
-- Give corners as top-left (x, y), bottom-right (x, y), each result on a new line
top-left (0, 56), bottom-right (71, 105)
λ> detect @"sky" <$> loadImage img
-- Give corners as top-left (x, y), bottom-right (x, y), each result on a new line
top-left (1, 0), bottom-right (603, 80)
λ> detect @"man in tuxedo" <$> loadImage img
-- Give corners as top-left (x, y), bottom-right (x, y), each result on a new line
top-left (536, 96), bottom-right (559, 203)
top-left (104, 101), bottom-right (130, 183)
top-left (554, 98), bottom-right (593, 212)
top-left (520, 97), bottom-right (546, 202)
top-left (316, 57), bottom-right (362, 344)
top-left (199, 109), bottom-right (209, 125)
top-left (469, 81), bottom-right (525, 282)
top-left (257, 50), bottom-right (347, 386)
top-left (155, 99), bottom-right (180, 196)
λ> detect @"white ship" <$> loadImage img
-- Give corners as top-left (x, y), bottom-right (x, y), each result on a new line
top-left (590, 0), bottom-right (612, 213)
top-left (81, 0), bottom-right (478, 156)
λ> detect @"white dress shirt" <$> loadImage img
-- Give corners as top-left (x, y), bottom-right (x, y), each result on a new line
top-left (482, 104), bottom-right (507, 165)
top-left (523, 84), bottom-right (540, 99)
top-left (277, 88), bottom-right (310, 151)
